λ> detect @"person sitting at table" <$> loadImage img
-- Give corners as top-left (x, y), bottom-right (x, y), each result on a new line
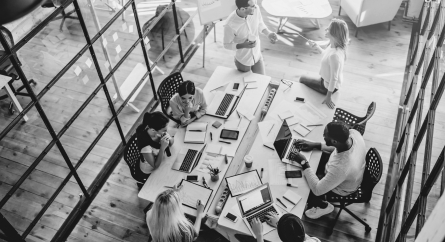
top-left (250, 213), bottom-right (320, 242)
top-left (146, 188), bottom-right (205, 242)
top-left (299, 18), bottom-right (350, 109)
top-left (136, 111), bottom-right (174, 174)
top-left (170, 80), bottom-right (207, 126)
top-left (290, 121), bottom-right (366, 219)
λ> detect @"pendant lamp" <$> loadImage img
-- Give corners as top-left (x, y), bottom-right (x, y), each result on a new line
top-left (0, 0), bottom-right (45, 25)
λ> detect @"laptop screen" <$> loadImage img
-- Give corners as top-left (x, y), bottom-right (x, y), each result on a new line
top-left (238, 184), bottom-right (272, 215)
top-left (273, 120), bottom-right (292, 159)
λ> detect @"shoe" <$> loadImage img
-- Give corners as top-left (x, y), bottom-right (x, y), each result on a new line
top-left (304, 202), bottom-right (334, 219)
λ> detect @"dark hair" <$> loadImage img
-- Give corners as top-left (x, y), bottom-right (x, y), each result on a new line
top-left (235, 0), bottom-right (250, 8)
top-left (177, 80), bottom-right (195, 96)
top-left (326, 121), bottom-right (350, 143)
top-left (277, 214), bottom-right (305, 242)
top-left (140, 111), bottom-right (169, 131)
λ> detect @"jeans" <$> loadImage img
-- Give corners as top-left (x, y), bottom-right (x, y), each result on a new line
top-left (299, 75), bottom-right (338, 95)
top-left (234, 57), bottom-right (266, 75)
top-left (306, 152), bottom-right (338, 209)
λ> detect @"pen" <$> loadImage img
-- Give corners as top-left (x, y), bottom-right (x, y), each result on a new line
top-left (210, 132), bottom-right (213, 141)
top-left (277, 198), bottom-right (287, 208)
top-left (263, 144), bottom-right (274, 150)
top-left (283, 196), bottom-right (296, 205)
top-left (224, 154), bottom-right (228, 164)
top-left (202, 177), bottom-right (210, 188)
top-left (237, 117), bottom-right (242, 127)
top-left (286, 183), bottom-right (298, 188)
top-left (219, 140), bottom-right (231, 144)
top-left (260, 168), bottom-right (264, 179)
top-left (307, 124), bottom-right (323, 127)
top-left (267, 124), bottom-right (275, 135)
top-left (237, 110), bottom-right (241, 119)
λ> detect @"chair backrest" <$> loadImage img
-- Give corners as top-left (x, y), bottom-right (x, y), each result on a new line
top-left (123, 133), bottom-right (149, 183)
top-left (361, 148), bottom-right (383, 202)
top-left (157, 72), bottom-right (183, 124)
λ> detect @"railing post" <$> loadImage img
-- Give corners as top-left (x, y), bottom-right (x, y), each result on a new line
top-left (171, 0), bottom-right (185, 63)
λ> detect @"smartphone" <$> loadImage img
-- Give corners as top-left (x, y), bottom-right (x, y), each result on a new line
top-left (285, 170), bottom-right (302, 178)
top-left (295, 97), bottom-right (305, 102)
top-left (220, 129), bottom-right (239, 140)
top-left (186, 175), bottom-right (198, 182)
top-left (233, 83), bottom-right (240, 90)
top-left (225, 212), bottom-right (238, 223)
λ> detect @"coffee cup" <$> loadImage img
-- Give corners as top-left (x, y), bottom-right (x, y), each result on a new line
top-left (244, 155), bottom-right (253, 168)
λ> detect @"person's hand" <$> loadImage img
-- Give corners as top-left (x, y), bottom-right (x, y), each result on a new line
top-left (251, 218), bottom-right (263, 238)
top-left (173, 184), bottom-right (183, 191)
top-left (307, 40), bottom-right (317, 48)
top-left (295, 139), bottom-right (318, 151)
top-left (196, 199), bottom-right (205, 216)
top-left (163, 132), bottom-right (172, 140)
top-left (238, 39), bottom-right (256, 49)
top-left (322, 94), bottom-right (335, 109)
top-left (181, 118), bottom-right (194, 127)
top-left (160, 135), bottom-right (169, 150)
top-left (288, 151), bottom-right (307, 164)
top-left (184, 102), bottom-right (193, 113)
top-left (268, 32), bottom-right (278, 44)
top-left (264, 212), bottom-right (280, 228)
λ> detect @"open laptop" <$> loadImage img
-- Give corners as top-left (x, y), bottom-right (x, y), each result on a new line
top-left (236, 183), bottom-right (282, 238)
top-left (172, 145), bottom-right (206, 173)
top-left (206, 84), bottom-right (247, 119)
top-left (273, 120), bottom-right (312, 167)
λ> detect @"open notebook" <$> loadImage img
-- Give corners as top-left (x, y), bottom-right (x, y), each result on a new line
top-left (184, 122), bottom-right (208, 144)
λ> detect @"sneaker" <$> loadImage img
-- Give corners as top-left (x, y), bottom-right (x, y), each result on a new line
top-left (304, 202), bottom-right (334, 219)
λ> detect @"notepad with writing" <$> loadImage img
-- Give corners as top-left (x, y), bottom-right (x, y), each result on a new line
top-left (178, 180), bottom-right (213, 210)
top-left (184, 122), bottom-right (207, 143)
top-left (276, 190), bottom-right (302, 212)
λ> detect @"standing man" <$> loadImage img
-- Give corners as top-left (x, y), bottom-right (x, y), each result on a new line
top-left (223, 0), bottom-right (278, 75)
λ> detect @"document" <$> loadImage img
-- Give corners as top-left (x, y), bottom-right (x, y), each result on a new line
top-left (278, 110), bottom-right (294, 120)
top-left (293, 102), bottom-right (326, 129)
top-left (226, 170), bottom-right (262, 196)
top-left (184, 122), bottom-right (207, 143)
top-left (267, 159), bottom-right (298, 186)
top-left (197, 153), bottom-right (225, 173)
top-left (258, 120), bottom-right (281, 147)
top-left (276, 190), bottom-right (302, 212)
top-left (178, 180), bottom-right (213, 209)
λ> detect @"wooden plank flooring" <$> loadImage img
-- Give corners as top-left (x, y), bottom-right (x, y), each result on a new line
top-left (0, 0), bottom-right (443, 241)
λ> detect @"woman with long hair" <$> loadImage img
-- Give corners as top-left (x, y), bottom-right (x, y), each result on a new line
top-left (300, 18), bottom-right (349, 109)
top-left (170, 80), bottom-right (207, 126)
top-left (136, 111), bottom-right (174, 174)
top-left (146, 188), bottom-right (205, 242)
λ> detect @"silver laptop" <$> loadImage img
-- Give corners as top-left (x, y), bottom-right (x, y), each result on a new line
top-left (236, 183), bottom-right (282, 238)
top-left (172, 145), bottom-right (206, 173)
top-left (206, 84), bottom-right (247, 119)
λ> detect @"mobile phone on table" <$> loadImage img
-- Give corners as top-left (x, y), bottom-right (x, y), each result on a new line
top-left (233, 83), bottom-right (240, 90)
top-left (220, 129), bottom-right (239, 140)
top-left (186, 175), bottom-right (198, 182)
top-left (295, 97), bottom-right (305, 102)
top-left (285, 170), bottom-right (302, 178)
top-left (225, 212), bottom-right (238, 223)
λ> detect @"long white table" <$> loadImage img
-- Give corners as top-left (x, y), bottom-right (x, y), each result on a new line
top-left (216, 80), bottom-right (339, 241)
top-left (138, 66), bottom-right (270, 216)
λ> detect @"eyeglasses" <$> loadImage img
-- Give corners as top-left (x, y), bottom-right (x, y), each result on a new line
top-left (281, 79), bottom-right (293, 91)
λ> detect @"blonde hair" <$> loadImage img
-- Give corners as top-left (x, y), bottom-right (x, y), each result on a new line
top-left (329, 18), bottom-right (349, 60)
top-left (147, 190), bottom-right (195, 242)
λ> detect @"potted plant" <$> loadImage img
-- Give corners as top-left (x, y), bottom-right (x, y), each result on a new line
top-left (207, 165), bottom-right (221, 182)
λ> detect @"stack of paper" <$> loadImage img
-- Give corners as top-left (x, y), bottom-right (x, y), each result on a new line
top-left (258, 120), bottom-right (281, 149)
top-left (276, 190), bottom-right (302, 212)
top-left (244, 74), bottom-right (258, 89)
top-left (184, 122), bottom-right (207, 143)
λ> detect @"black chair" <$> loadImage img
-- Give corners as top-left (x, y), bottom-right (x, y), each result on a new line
top-left (41, 0), bottom-right (78, 32)
top-left (123, 133), bottom-right (150, 190)
top-left (0, 26), bottom-right (37, 114)
top-left (332, 102), bottom-right (376, 135)
top-left (326, 148), bottom-right (383, 234)
top-left (157, 72), bottom-right (184, 124)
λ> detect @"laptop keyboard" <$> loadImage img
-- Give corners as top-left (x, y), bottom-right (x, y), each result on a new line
top-left (216, 94), bottom-right (234, 116)
top-left (179, 149), bottom-right (198, 172)
top-left (246, 206), bottom-right (278, 224)
top-left (286, 140), bottom-right (303, 161)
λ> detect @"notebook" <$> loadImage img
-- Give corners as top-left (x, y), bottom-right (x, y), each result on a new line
top-left (275, 190), bottom-right (302, 212)
top-left (184, 122), bottom-right (207, 144)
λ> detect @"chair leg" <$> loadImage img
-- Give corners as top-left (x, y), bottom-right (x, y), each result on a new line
top-left (388, 21), bottom-right (391, 31)
top-left (343, 207), bottom-right (371, 232)
top-left (338, 6), bottom-right (341, 16)
top-left (329, 205), bottom-right (343, 234)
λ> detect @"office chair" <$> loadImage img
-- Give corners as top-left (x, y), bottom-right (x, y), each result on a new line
top-left (41, 0), bottom-right (78, 32)
top-left (123, 133), bottom-right (151, 190)
top-left (0, 26), bottom-right (36, 114)
top-left (326, 148), bottom-right (383, 234)
top-left (157, 72), bottom-right (184, 124)
top-left (332, 101), bottom-right (376, 135)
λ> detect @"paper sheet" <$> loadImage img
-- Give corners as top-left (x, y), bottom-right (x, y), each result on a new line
top-left (258, 120), bottom-right (281, 146)
top-left (227, 170), bottom-right (262, 196)
top-left (293, 102), bottom-right (326, 128)
top-left (278, 110), bottom-right (293, 120)
top-left (267, 159), bottom-right (299, 186)
top-left (206, 144), bottom-right (222, 155)
top-left (293, 124), bottom-right (310, 137)
top-left (276, 190), bottom-right (302, 212)
top-left (243, 74), bottom-right (257, 83)
top-left (246, 82), bottom-right (258, 89)
top-left (178, 180), bottom-right (212, 209)
top-left (197, 153), bottom-right (225, 173)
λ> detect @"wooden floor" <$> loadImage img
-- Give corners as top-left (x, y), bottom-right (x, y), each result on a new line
top-left (1, 0), bottom-right (444, 241)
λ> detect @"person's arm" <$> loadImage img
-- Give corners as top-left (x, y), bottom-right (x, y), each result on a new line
top-left (303, 162), bottom-right (345, 196)
top-left (170, 99), bottom-right (191, 124)
top-left (141, 147), bottom-right (165, 169)
top-left (321, 143), bottom-right (335, 153)
top-left (223, 24), bottom-right (238, 50)
top-left (193, 200), bottom-right (205, 239)
top-left (258, 9), bottom-right (277, 44)
top-left (323, 53), bottom-right (341, 109)
top-left (194, 89), bottom-right (207, 119)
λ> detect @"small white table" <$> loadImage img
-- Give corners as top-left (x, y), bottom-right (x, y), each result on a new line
top-left (262, 0), bottom-right (332, 32)
top-left (216, 80), bottom-right (339, 241)
top-left (0, 74), bottom-right (28, 122)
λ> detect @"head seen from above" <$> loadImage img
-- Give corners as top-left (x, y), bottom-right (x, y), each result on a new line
top-left (236, 0), bottom-right (256, 16)
top-left (277, 214), bottom-right (306, 242)
top-left (147, 189), bottom-right (195, 242)
top-left (178, 80), bottom-right (196, 106)
top-left (325, 18), bottom-right (349, 51)
top-left (143, 111), bottom-right (169, 138)
top-left (323, 121), bottom-right (350, 147)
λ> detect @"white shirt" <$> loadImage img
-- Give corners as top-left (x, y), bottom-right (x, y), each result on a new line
top-left (223, 6), bottom-right (269, 66)
top-left (319, 47), bottom-right (345, 92)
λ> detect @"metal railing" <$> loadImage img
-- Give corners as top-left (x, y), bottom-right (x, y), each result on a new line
top-left (376, 0), bottom-right (445, 241)
top-left (0, 0), bottom-right (190, 240)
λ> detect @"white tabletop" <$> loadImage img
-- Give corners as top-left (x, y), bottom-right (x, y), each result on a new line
top-left (138, 66), bottom-right (271, 216)
top-left (217, 80), bottom-right (340, 240)
top-left (262, 0), bottom-right (332, 19)
top-left (0, 74), bottom-right (10, 88)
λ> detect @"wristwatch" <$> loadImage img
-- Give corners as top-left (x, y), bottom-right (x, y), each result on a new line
top-left (301, 160), bottom-right (309, 170)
